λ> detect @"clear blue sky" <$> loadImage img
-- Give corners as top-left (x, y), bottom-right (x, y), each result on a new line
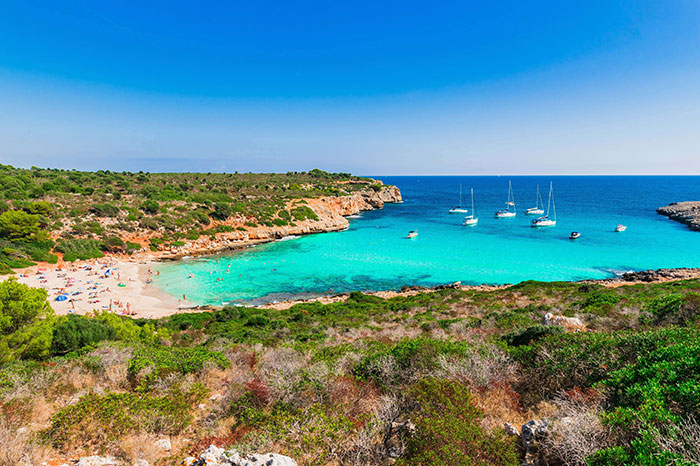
top-left (1, 1), bottom-right (699, 174)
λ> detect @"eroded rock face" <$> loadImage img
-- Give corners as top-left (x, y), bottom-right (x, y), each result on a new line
top-left (542, 313), bottom-right (586, 332)
top-left (657, 201), bottom-right (700, 231)
top-left (182, 445), bottom-right (298, 466)
top-left (160, 185), bottom-right (402, 259)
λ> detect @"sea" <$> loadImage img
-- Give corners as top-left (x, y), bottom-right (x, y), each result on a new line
top-left (153, 176), bottom-right (700, 306)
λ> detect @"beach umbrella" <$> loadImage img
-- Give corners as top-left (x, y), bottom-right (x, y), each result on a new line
top-left (55, 295), bottom-right (68, 302)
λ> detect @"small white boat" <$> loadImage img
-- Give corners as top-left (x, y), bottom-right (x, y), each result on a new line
top-left (525, 185), bottom-right (545, 215)
top-left (463, 188), bottom-right (478, 226)
top-left (569, 231), bottom-right (581, 240)
top-left (407, 230), bottom-right (418, 238)
top-left (615, 224), bottom-right (627, 232)
top-left (449, 185), bottom-right (470, 213)
top-left (495, 180), bottom-right (516, 218)
top-left (532, 182), bottom-right (557, 227)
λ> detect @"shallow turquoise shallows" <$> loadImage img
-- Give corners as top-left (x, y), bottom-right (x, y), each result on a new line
top-left (153, 176), bottom-right (700, 305)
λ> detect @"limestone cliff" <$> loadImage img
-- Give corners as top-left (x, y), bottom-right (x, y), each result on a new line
top-left (160, 184), bottom-right (402, 258)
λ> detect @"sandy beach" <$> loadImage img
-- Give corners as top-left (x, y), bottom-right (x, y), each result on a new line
top-left (1, 255), bottom-right (182, 319)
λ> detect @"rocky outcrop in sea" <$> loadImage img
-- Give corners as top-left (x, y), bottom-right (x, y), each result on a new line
top-left (657, 201), bottom-right (700, 231)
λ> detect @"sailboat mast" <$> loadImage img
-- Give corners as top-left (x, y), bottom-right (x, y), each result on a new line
top-left (551, 182), bottom-right (556, 221)
top-left (545, 182), bottom-right (552, 217)
top-left (471, 188), bottom-right (475, 215)
top-left (459, 184), bottom-right (463, 207)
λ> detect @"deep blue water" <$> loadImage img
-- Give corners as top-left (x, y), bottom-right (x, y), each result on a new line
top-left (154, 176), bottom-right (700, 305)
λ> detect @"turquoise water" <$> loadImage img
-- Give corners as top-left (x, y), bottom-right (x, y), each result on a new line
top-left (154, 176), bottom-right (700, 305)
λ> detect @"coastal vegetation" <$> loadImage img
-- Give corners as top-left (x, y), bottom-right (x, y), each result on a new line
top-left (2, 276), bottom-right (700, 464)
top-left (0, 164), bottom-right (382, 273)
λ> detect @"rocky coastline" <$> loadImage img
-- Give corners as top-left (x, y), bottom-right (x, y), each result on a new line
top-left (657, 201), bottom-right (700, 231)
top-left (155, 183), bottom-right (402, 260)
top-left (262, 268), bottom-right (700, 310)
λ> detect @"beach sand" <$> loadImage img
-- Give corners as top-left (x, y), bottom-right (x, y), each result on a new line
top-left (1, 256), bottom-right (184, 319)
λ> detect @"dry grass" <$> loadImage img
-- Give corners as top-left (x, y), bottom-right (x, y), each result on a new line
top-left (652, 416), bottom-right (700, 465)
top-left (540, 389), bottom-right (609, 466)
top-left (0, 417), bottom-right (55, 466)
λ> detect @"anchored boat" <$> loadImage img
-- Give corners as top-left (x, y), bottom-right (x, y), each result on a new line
top-left (449, 184), bottom-right (470, 213)
top-left (463, 188), bottom-right (478, 226)
top-left (525, 185), bottom-right (545, 215)
top-left (531, 182), bottom-right (557, 227)
top-left (495, 180), bottom-right (516, 218)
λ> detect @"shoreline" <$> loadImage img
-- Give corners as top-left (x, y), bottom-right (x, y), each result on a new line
top-left (4, 249), bottom-right (699, 317)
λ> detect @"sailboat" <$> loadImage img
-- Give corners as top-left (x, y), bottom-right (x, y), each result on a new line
top-left (495, 180), bottom-right (516, 218)
top-left (525, 185), bottom-right (545, 215)
top-left (449, 185), bottom-right (470, 213)
top-left (463, 188), bottom-right (478, 226)
top-left (531, 182), bottom-right (557, 227)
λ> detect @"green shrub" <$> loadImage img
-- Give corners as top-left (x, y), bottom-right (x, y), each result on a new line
top-left (502, 324), bottom-right (563, 347)
top-left (46, 389), bottom-right (202, 446)
top-left (355, 338), bottom-right (472, 384)
top-left (102, 235), bottom-right (125, 252)
top-left (211, 202), bottom-right (232, 220)
top-left (140, 199), bottom-right (160, 214)
top-left (396, 378), bottom-right (517, 466)
top-left (0, 210), bottom-right (41, 239)
top-left (54, 238), bottom-right (105, 261)
top-left (51, 315), bottom-right (115, 355)
top-left (127, 346), bottom-right (229, 382)
top-left (90, 203), bottom-right (120, 217)
top-left (291, 205), bottom-right (318, 221)
top-left (0, 279), bottom-right (55, 363)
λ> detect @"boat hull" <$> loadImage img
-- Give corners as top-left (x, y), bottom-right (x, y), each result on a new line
top-left (525, 208), bottom-right (544, 215)
top-left (463, 218), bottom-right (478, 226)
top-left (532, 220), bottom-right (556, 227)
top-left (495, 211), bottom-right (516, 218)
top-left (449, 208), bottom-right (469, 213)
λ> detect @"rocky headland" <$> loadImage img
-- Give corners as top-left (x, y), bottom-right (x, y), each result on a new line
top-left (657, 201), bottom-right (700, 231)
top-left (156, 183), bottom-right (402, 260)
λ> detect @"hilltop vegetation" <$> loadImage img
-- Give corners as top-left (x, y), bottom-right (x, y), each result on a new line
top-left (0, 164), bottom-right (382, 273)
top-left (2, 277), bottom-right (700, 465)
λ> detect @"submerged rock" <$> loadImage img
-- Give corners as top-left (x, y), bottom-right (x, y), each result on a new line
top-left (182, 445), bottom-right (298, 466)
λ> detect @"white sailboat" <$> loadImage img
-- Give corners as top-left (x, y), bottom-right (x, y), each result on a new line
top-left (531, 182), bottom-right (557, 227)
top-left (463, 188), bottom-right (478, 226)
top-left (449, 184), bottom-right (469, 213)
top-left (525, 185), bottom-right (545, 215)
top-left (495, 180), bottom-right (516, 218)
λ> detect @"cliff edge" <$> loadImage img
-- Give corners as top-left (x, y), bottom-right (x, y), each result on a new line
top-left (160, 184), bottom-right (402, 258)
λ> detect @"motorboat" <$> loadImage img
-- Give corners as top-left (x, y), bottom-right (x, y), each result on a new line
top-left (569, 232), bottom-right (581, 240)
